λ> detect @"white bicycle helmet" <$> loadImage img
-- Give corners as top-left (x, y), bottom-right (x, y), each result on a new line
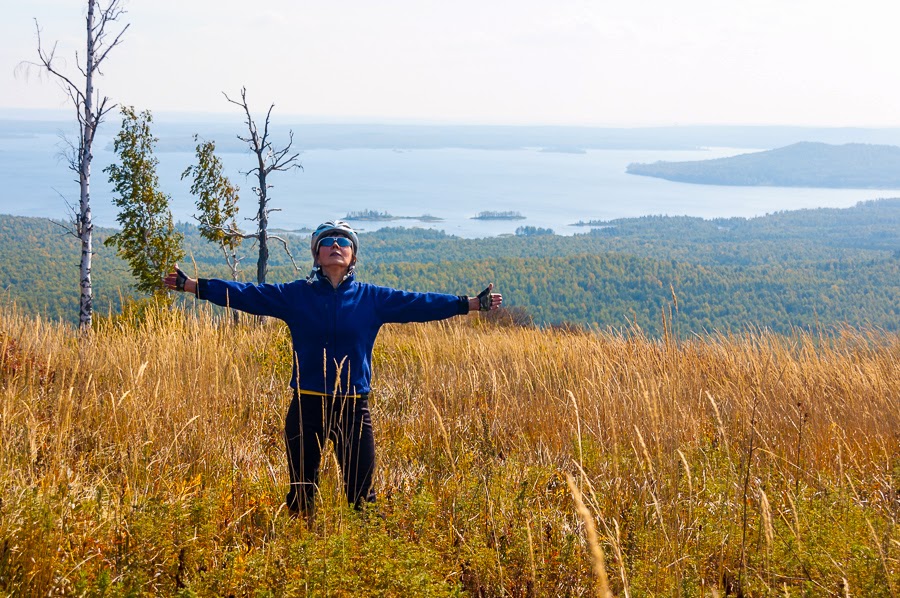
top-left (310, 220), bottom-right (359, 262)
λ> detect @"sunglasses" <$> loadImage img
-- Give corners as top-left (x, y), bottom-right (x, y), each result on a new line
top-left (318, 236), bottom-right (353, 249)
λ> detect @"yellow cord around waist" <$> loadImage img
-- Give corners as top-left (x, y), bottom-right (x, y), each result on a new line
top-left (297, 389), bottom-right (368, 399)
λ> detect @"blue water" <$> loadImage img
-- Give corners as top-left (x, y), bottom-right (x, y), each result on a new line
top-left (2, 131), bottom-right (898, 238)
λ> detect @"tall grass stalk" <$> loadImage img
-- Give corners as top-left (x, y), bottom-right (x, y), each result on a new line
top-left (566, 473), bottom-right (612, 598)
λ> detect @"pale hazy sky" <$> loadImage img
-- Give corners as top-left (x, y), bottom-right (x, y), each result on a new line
top-left (4, 0), bottom-right (900, 126)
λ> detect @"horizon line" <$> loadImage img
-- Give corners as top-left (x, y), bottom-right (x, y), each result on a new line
top-left (3, 107), bottom-right (900, 130)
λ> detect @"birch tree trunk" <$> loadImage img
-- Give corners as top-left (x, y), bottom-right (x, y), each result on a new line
top-left (77, 1), bottom-right (97, 330)
top-left (77, 137), bottom-right (93, 330)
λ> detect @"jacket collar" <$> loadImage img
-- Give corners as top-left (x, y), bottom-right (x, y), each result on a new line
top-left (306, 266), bottom-right (355, 289)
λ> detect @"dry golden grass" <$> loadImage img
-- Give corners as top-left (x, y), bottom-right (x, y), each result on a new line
top-left (1, 302), bottom-right (898, 596)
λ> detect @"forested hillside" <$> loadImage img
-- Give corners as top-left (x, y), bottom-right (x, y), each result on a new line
top-left (3, 198), bottom-right (900, 335)
top-left (627, 142), bottom-right (900, 187)
top-left (0, 216), bottom-right (133, 319)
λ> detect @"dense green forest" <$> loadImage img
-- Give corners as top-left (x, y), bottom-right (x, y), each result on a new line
top-left (0, 216), bottom-right (133, 319)
top-left (2, 199), bottom-right (899, 336)
top-left (627, 142), bottom-right (900, 187)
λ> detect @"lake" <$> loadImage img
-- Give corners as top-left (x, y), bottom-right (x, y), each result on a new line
top-left (3, 127), bottom-right (899, 238)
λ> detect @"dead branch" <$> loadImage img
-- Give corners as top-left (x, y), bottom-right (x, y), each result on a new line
top-left (204, 223), bottom-right (257, 242)
top-left (32, 21), bottom-right (84, 101)
top-left (224, 88), bottom-right (264, 155)
top-left (262, 103), bottom-right (274, 152)
top-left (267, 234), bottom-right (304, 272)
top-left (48, 218), bottom-right (79, 240)
top-left (224, 87), bottom-right (302, 176)
top-left (267, 130), bottom-right (303, 173)
top-left (93, 20), bottom-right (129, 71)
top-left (50, 189), bottom-right (80, 239)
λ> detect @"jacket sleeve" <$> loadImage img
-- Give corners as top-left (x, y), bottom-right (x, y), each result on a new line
top-left (197, 278), bottom-right (293, 318)
top-left (374, 286), bottom-right (469, 324)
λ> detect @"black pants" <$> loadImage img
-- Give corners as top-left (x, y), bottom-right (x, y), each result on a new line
top-left (284, 391), bottom-right (377, 513)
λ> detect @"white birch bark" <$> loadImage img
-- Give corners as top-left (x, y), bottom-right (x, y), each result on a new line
top-left (77, 0), bottom-right (97, 331)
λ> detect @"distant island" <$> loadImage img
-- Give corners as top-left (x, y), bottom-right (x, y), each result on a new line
top-left (344, 209), bottom-right (443, 222)
top-left (471, 211), bottom-right (526, 220)
top-left (626, 142), bottom-right (900, 188)
top-left (570, 220), bottom-right (616, 229)
top-left (268, 227), bottom-right (313, 234)
top-left (345, 210), bottom-right (395, 221)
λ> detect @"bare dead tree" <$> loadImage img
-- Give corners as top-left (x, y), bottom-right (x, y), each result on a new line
top-left (223, 87), bottom-right (303, 284)
top-left (23, 0), bottom-right (129, 332)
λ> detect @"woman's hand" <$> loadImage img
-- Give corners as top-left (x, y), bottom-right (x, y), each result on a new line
top-left (163, 264), bottom-right (197, 295)
top-left (469, 283), bottom-right (502, 312)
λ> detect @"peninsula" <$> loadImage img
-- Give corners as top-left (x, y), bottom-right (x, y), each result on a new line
top-left (626, 142), bottom-right (900, 188)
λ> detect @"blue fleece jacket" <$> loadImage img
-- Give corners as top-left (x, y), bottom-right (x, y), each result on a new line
top-left (197, 272), bottom-right (469, 395)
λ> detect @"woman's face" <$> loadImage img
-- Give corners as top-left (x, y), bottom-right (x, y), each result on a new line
top-left (316, 233), bottom-right (355, 269)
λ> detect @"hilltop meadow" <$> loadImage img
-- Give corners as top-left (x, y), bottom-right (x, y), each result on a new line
top-left (0, 301), bottom-right (897, 596)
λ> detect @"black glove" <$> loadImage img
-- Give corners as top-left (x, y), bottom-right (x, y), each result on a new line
top-left (477, 285), bottom-right (492, 311)
top-left (175, 265), bottom-right (188, 292)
